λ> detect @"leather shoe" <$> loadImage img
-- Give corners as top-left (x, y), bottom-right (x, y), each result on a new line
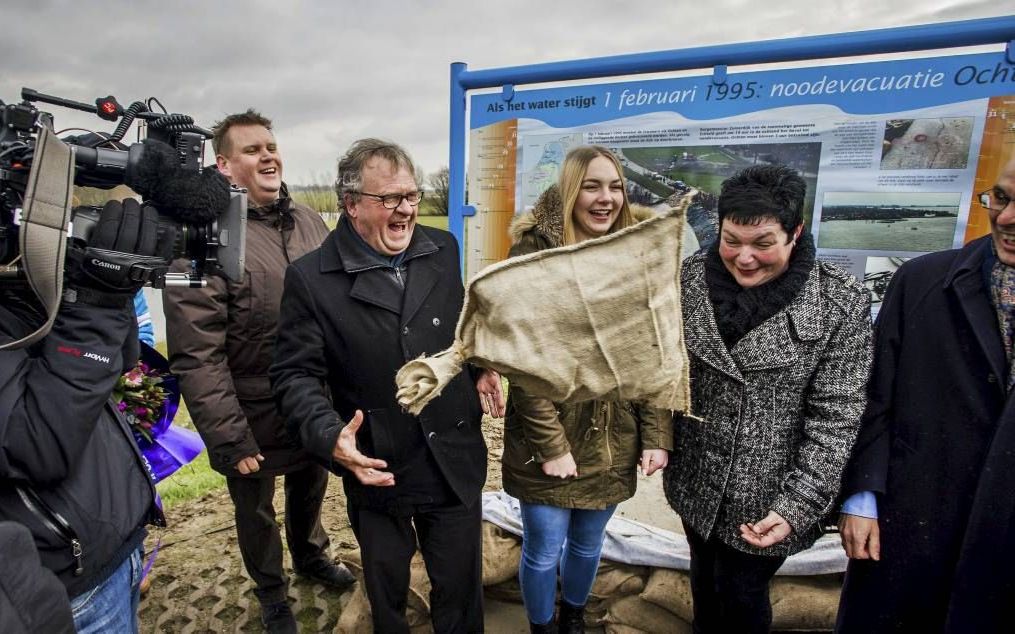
top-left (260, 600), bottom-right (297, 634)
top-left (295, 560), bottom-right (356, 590)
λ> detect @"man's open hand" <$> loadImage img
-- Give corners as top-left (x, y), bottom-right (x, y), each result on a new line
top-left (332, 409), bottom-right (395, 487)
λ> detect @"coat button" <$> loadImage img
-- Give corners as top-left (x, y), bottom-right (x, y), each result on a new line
top-left (432, 317), bottom-right (441, 327)
top-left (456, 420), bottom-right (466, 430)
top-left (402, 326), bottom-right (410, 336)
top-left (988, 373), bottom-right (997, 384)
top-left (428, 431), bottom-right (437, 441)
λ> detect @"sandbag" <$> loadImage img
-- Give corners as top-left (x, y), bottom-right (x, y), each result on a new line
top-left (396, 204), bottom-right (692, 416)
top-left (604, 594), bottom-right (692, 633)
top-left (770, 574), bottom-right (842, 631)
top-left (333, 551), bottom-right (433, 630)
top-left (589, 561), bottom-right (648, 600)
top-left (604, 625), bottom-right (651, 634)
top-left (334, 582), bottom-right (372, 634)
top-left (639, 567), bottom-right (694, 623)
top-left (482, 521), bottom-right (521, 586)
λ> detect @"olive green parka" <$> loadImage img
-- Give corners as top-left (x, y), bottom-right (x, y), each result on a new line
top-left (500, 185), bottom-right (674, 509)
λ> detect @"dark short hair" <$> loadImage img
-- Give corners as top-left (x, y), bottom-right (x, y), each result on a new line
top-left (717, 165), bottom-right (806, 240)
top-left (211, 109), bottom-right (273, 156)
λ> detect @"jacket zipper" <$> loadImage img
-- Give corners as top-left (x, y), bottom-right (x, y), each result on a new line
top-left (582, 403), bottom-right (612, 466)
top-left (602, 403), bottom-right (612, 466)
top-left (16, 485), bottom-right (84, 576)
top-left (279, 217), bottom-right (292, 264)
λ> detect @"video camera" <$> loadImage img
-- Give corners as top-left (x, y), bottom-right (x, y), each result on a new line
top-left (0, 88), bottom-right (246, 288)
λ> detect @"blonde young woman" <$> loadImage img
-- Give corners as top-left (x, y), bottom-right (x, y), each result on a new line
top-left (494, 145), bottom-right (673, 633)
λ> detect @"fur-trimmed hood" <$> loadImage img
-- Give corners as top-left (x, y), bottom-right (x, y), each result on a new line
top-left (508, 184), bottom-right (656, 249)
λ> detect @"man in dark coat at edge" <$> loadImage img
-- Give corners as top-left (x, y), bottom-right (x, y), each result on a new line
top-left (836, 158), bottom-right (1015, 632)
top-left (163, 110), bottom-right (353, 634)
top-left (270, 138), bottom-right (502, 633)
top-left (1, 199), bottom-right (164, 632)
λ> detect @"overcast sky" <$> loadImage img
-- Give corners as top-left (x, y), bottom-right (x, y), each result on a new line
top-left (3, 0), bottom-right (1010, 185)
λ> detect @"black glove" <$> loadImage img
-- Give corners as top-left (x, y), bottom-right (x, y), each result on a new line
top-left (64, 199), bottom-right (171, 306)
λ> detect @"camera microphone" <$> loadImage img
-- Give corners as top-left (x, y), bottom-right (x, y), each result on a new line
top-left (72, 138), bottom-right (231, 223)
top-left (124, 139), bottom-right (231, 224)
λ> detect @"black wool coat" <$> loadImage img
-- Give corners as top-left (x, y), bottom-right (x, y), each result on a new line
top-left (270, 220), bottom-right (486, 513)
top-left (838, 236), bottom-right (1015, 633)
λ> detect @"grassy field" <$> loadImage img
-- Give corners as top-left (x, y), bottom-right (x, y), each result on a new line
top-left (154, 401), bottom-right (224, 509)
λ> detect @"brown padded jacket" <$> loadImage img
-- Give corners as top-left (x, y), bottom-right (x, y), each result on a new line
top-left (164, 191), bottom-right (329, 476)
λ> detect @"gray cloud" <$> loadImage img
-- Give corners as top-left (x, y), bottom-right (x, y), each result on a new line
top-left (2, 0), bottom-right (1007, 182)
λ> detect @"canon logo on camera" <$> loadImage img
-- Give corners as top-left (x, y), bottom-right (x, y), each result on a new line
top-left (90, 259), bottom-right (121, 271)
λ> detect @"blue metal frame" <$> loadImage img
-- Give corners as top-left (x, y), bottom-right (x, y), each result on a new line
top-left (447, 15), bottom-right (1015, 257)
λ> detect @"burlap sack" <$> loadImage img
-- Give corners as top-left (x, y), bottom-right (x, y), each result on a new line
top-left (481, 521), bottom-right (521, 586)
top-left (604, 594), bottom-right (693, 633)
top-left (604, 624), bottom-right (652, 634)
top-left (639, 567), bottom-right (694, 623)
top-left (334, 583), bottom-right (373, 634)
top-left (333, 551), bottom-right (432, 630)
top-left (770, 574), bottom-right (842, 631)
top-left (396, 204), bottom-right (692, 416)
top-left (589, 561), bottom-right (648, 600)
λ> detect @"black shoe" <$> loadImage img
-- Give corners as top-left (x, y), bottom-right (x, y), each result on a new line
top-left (261, 600), bottom-right (298, 634)
top-left (558, 600), bottom-right (585, 634)
top-left (530, 619), bottom-right (556, 634)
top-left (295, 560), bottom-right (356, 590)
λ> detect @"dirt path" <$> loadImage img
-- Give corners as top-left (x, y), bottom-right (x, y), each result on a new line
top-left (137, 417), bottom-right (679, 633)
top-left (138, 419), bottom-right (510, 632)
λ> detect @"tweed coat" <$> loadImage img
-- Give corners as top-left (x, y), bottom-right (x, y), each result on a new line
top-left (499, 186), bottom-right (673, 509)
top-left (269, 219), bottom-right (487, 513)
top-left (837, 236), bottom-right (1015, 633)
top-left (663, 251), bottom-right (872, 557)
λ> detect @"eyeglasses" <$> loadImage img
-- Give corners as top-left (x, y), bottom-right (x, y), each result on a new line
top-left (979, 188), bottom-right (1013, 213)
top-left (355, 190), bottom-right (424, 210)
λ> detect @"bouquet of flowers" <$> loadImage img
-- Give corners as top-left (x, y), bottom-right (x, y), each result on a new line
top-left (115, 342), bottom-right (203, 484)
top-left (114, 361), bottom-right (169, 445)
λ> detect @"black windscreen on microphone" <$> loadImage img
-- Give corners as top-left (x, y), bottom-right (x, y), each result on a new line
top-left (125, 139), bottom-right (231, 224)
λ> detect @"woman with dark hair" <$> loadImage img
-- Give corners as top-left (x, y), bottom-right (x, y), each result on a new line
top-left (663, 164), bottom-right (872, 633)
top-left (501, 145), bottom-right (673, 633)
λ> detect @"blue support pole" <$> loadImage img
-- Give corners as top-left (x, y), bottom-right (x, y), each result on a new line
top-left (448, 62), bottom-right (468, 253)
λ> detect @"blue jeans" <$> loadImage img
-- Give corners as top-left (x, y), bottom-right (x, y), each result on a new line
top-left (519, 502), bottom-right (616, 625)
top-left (70, 546), bottom-right (144, 634)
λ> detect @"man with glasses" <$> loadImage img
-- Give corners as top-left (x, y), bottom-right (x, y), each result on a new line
top-left (164, 110), bottom-right (354, 634)
top-left (271, 138), bottom-right (495, 633)
top-left (836, 158), bottom-right (1015, 632)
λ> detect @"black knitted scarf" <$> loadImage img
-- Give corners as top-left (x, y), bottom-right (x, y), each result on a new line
top-left (704, 232), bottom-right (816, 347)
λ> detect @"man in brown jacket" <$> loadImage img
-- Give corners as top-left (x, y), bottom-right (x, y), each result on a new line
top-left (163, 110), bottom-right (353, 634)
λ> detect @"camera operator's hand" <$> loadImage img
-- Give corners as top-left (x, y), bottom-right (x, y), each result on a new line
top-left (64, 199), bottom-right (171, 305)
